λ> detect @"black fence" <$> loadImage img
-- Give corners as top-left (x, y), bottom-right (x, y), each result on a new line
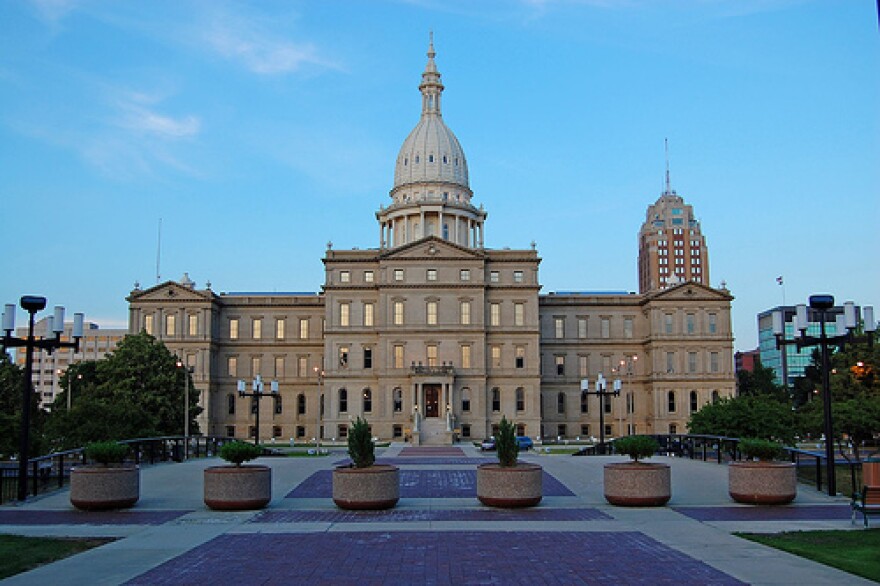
top-left (0, 436), bottom-right (228, 505)
top-left (603, 433), bottom-right (869, 496)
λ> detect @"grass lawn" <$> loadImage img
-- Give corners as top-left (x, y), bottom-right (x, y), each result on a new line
top-left (736, 529), bottom-right (880, 582)
top-left (0, 535), bottom-right (112, 579)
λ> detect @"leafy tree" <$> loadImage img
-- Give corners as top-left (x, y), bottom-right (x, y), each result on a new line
top-left (797, 395), bottom-right (880, 461)
top-left (737, 359), bottom-right (788, 402)
top-left (44, 332), bottom-right (201, 450)
top-left (0, 353), bottom-right (48, 458)
top-left (687, 395), bottom-right (797, 444)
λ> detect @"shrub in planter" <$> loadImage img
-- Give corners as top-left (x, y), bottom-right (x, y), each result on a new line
top-left (333, 417), bottom-right (399, 510)
top-left (477, 416), bottom-right (542, 508)
top-left (70, 442), bottom-right (139, 511)
top-left (204, 441), bottom-right (271, 511)
top-left (604, 435), bottom-right (670, 507)
top-left (729, 437), bottom-right (796, 505)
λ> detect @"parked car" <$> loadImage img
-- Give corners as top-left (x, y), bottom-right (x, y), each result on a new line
top-left (480, 437), bottom-right (496, 451)
top-left (516, 436), bottom-right (534, 451)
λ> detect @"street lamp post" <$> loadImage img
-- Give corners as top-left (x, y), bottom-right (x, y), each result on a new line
top-left (2, 297), bottom-right (84, 502)
top-left (772, 295), bottom-right (875, 496)
top-left (176, 361), bottom-right (194, 460)
top-left (237, 374), bottom-right (279, 447)
top-left (614, 355), bottom-right (638, 437)
top-left (313, 367), bottom-right (324, 452)
top-left (581, 373), bottom-right (621, 454)
top-left (66, 372), bottom-right (82, 411)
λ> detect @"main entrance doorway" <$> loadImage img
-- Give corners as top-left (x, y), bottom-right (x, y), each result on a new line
top-left (424, 384), bottom-right (441, 418)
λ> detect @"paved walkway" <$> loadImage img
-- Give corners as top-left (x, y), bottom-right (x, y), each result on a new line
top-left (0, 444), bottom-right (870, 585)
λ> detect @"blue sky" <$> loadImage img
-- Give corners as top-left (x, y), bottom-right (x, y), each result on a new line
top-left (1, 0), bottom-right (877, 351)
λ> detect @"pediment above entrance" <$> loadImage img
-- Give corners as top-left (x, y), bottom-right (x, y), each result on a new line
top-left (127, 281), bottom-right (216, 303)
top-left (647, 281), bottom-right (733, 303)
top-left (379, 236), bottom-right (483, 261)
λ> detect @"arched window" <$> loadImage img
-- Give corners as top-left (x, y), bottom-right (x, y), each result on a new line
top-left (339, 388), bottom-right (348, 413)
top-left (689, 391), bottom-right (698, 413)
top-left (667, 391), bottom-right (676, 413)
top-left (275, 395), bottom-right (283, 415)
top-left (461, 387), bottom-right (471, 412)
top-left (516, 387), bottom-right (525, 411)
top-left (491, 388), bottom-right (500, 412)
top-left (297, 393), bottom-right (305, 415)
top-left (557, 392), bottom-right (566, 414)
top-left (228, 393), bottom-right (236, 415)
top-left (393, 387), bottom-right (403, 412)
top-left (580, 391), bottom-right (588, 414)
top-left (363, 388), bottom-right (372, 412)
top-left (711, 390), bottom-right (720, 403)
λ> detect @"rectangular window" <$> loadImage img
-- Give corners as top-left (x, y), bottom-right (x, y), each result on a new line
top-left (666, 352), bottom-right (675, 373)
top-left (275, 319), bottom-right (285, 340)
top-left (426, 269), bottom-right (437, 281)
top-left (514, 303), bottom-right (524, 326)
top-left (427, 301), bottom-right (438, 325)
top-left (710, 352), bottom-right (719, 373)
top-left (393, 345), bottom-right (404, 369)
top-left (364, 347), bottom-right (372, 369)
top-left (491, 345), bottom-right (501, 368)
top-left (490, 271), bottom-right (500, 283)
top-left (554, 317), bottom-right (565, 339)
top-left (340, 270), bottom-right (350, 283)
top-left (461, 424), bottom-right (471, 438)
top-left (513, 270), bottom-right (524, 283)
top-left (364, 303), bottom-right (374, 327)
top-left (393, 425), bottom-right (403, 438)
top-left (686, 314), bottom-right (695, 334)
top-left (298, 356), bottom-right (308, 377)
top-left (393, 301), bottom-right (404, 325)
top-left (227, 357), bottom-right (237, 377)
top-left (299, 318), bottom-right (309, 340)
top-left (338, 346), bottom-right (349, 368)
top-left (460, 301), bottom-right (471, 325)
top-left (188, 314), bottom-right (198, 337)
top-left (274, 356), bottom-right (285, 378)
top-left (252, 357), bottom-right (261, 376)
top-left (709, 313), bottom-right (717, 334)
top-left (490, 303), bottom-right (500, 326)
top-left (165, 314), bottom-right (175, 337)
top-left (252, 319), bottom-right (262, 340)
top-left (600, 318), bottom-right (610, 339)
top-left (624, 318), bottom-right (633, 339)
top-left (427, 345), bottom-right (438, 367)
top-left (688, 352), bottom-right (697, 373)
top-left (460, 269), bottom-right (470, 281)
top-left (144, 314), bottom-right (154, 335)
top-left (461, 345), bottom-right (471, 369)
top-left (664, 314), bottom-right (673, 334)
top-left (577, 317), bottom-right (587, 339)
top-left (339, 303), bottom-right (350, 327)
top-left (394, 269), bottom-right (404, 281)
top-left (578, 355), bottom-right (588, 377)
top-left (555, 355), bottom-right (565, 376)
top-left (226, 426), bottom-right (235, 438)
top-left (364, 271), bottom-right (374, 283)
top-left (557, 424), bottom-right (566, 439)
top-left (515, 346), bottom-right (525, 369)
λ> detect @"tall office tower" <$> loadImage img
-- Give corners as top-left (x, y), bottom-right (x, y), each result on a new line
top-left (637, 151), bottom-right (710, 293)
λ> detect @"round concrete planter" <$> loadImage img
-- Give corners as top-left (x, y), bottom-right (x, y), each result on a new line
top-left (333, 464), bottom-right (400, 510)
top-left (204, 465), bottom-right (272, 511)
top-left (604, 462), bottom-right (671, 507)
top-left (729, 461), bottom-right (796, 505)
top-left (70, 465), bottom-right (140, 511)
top-left (477, 462), bottom-right (543, 508)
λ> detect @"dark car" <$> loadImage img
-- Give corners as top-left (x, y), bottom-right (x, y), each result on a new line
top-left (515, 436), bottom-right (534, 451)
top-left (480, 437), bottom-right (496, 451)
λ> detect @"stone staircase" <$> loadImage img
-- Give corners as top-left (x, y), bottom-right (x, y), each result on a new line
top-left (418, 418), bottom-right (450, 445)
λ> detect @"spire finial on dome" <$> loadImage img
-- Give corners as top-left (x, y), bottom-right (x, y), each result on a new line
top-left (419, 32), bottom-right (443, 116)
top-left (428, 30), bottom-right (435, 59)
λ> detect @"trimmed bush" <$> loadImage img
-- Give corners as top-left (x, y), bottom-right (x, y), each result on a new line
top-left (495, 416), bottom-right (518, 467)
top-left (84, 441), bottom-right (129, 466)
top-left (348, 416), bottom-right (375, 468)
top-left (739, 437), bottom-right (785, 461)
top-left (219, 441), bottom-right (263, 466)
top-left (613, 435), bottom-right (659, 462)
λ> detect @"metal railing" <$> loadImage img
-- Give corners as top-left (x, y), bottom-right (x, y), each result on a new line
top-left (0, 435), bottom-right (229, 505)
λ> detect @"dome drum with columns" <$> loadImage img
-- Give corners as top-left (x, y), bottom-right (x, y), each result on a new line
top-left (377, 36), bottom-right (486, 250)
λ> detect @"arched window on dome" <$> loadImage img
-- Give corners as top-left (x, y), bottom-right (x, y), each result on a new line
top-left (404, 157), bottom-right (408, 166)
top-left (443, 155), bottom-right (448, 164)
top-left (415, 155), bottom-right (420, 164)
top-left (428, 154), bottom-right (434, 163)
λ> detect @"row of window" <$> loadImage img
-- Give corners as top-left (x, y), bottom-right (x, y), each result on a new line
top-left (338, 300), bottom-right (528, 327)
top-left (552, 316), bottom-right (633, 340)
top-left (337, 268), bottom-right (527, 284)
top-left (226, 356), bottom-right (319, 379)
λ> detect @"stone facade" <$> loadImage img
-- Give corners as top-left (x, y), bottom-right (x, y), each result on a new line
top-left (126, 41), bottom-right (735, 444)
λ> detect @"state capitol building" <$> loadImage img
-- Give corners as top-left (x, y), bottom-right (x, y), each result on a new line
top-left (127, 41), bottom-right (735, 445)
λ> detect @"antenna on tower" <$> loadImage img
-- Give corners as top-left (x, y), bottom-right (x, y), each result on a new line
top-left (664, 138), bottom-right (672, 195)
top-left (156, 218), bottom-right (162, 284)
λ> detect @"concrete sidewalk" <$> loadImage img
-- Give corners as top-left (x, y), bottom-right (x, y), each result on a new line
top-left (0, 444), bottom-right (870, 585)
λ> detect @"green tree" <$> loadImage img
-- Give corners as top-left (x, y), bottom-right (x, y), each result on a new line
top-left (687, 395), bottom-right (797, 444)
top-left (797, 395), bottom-right (880, 461)
top-left (0, 353), bottom-right (48, 458)
top-left (44, 332), bottom-right (201, 450)
top-left (737, 359), bottom-right (788, 402)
